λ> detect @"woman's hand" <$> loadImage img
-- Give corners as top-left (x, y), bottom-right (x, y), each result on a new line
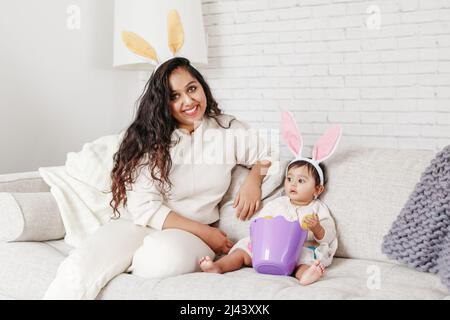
top-left (233, 174), bottom-right (262, 221)
top-left (200, 225), bottom-right (234, 254)
top-left (233, 160), bottom-right (271, 221)
top-left (162, 211), bottom-right (233, 254)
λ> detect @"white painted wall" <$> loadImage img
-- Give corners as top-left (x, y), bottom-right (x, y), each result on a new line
top-left (2, 0), bottom-right (450, 173)
top-left (0, 0), bottom-right (142, 174)
top-left (199, 0), bottom-right (450, 159)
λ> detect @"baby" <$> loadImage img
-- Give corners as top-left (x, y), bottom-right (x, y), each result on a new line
top-left (199, 159), bottom-right (338, 285)
top-left (199, 111), bottom-right (341, 285)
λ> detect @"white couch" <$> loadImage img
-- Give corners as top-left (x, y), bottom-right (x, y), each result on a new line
top-left (0, 147), bottom-right (448, 300)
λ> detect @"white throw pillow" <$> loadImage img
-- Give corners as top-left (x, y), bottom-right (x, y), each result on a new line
top-left (0, 192), bottom-right (65, 242)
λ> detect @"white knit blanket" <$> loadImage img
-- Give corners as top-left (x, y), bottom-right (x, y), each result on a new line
top-left (38, 132), bottom-right (124, 248)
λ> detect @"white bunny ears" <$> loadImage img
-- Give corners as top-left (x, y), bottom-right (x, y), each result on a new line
top-left (281, 109), bottom-right (342, 186)
top-left (121, 9), bottom-right (185, 71)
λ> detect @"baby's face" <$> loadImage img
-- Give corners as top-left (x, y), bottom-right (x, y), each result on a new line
top-left (284, 165), bottom-right (322, 205)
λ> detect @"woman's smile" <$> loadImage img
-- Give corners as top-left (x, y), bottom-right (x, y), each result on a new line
top-left (183, 105), bottom-right (200, 117)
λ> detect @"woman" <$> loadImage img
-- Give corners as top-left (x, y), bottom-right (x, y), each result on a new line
top-left (44, 57), bottom-right (271, 299)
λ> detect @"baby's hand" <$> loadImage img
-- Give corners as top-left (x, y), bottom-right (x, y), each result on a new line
top-left (302, 213), bottom-right (321, 232)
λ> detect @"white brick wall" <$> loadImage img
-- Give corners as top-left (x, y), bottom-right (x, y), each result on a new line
top-left (197, 0), bottom-right (450, 157)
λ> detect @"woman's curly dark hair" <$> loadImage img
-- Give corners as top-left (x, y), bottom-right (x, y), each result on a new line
top-left (109, 57), bottom-right (233, 218)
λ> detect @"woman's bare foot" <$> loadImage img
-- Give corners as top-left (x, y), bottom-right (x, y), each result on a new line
top-left (298, 260), bottom-right (325, 286)
top-left (199, 256), bottom-right (223, 274)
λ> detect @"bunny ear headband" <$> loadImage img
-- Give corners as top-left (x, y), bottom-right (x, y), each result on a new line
top-left (121, 9), bottom-right (186, 71)
top-left (281, 109), bottom-right (342, 186)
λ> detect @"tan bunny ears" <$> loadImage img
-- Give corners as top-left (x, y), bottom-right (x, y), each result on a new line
top-left (121, 9), bottom-right (184, 68)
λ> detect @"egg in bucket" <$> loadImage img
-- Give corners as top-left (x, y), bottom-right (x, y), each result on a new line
top-left (250, 215), bottom-right (308, 276)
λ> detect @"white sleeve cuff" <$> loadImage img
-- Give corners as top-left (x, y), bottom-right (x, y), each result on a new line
top-left (147, 205), bottom-right (172, 230)
top-left (132, 204), bottom-right (172, 231)
top-left (314, 224), bottom-right (335, 244)
top-left (314, 229), bottom-right (327, 244)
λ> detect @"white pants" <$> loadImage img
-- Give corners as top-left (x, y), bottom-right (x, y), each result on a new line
top-left (43, 219), bottom-right (214, 300)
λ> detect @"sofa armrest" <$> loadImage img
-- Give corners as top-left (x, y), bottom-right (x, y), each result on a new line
top-left (0, 171), bottom-right (50, 193)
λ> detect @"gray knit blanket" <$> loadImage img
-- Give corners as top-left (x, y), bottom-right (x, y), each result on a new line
top-left (382, 145), bottom-right (450, 291)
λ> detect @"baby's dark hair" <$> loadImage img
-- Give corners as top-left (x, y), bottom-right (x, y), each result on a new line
top-left (287, 159), bottom-right (327, 187)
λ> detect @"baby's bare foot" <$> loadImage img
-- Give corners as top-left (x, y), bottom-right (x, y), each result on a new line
top-left (199, 256), bottom-right (223, 274)
top-left (299, 260), bottom-right (325, 286)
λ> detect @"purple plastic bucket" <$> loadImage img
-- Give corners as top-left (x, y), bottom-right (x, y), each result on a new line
top-left (250, 215), bottom-right (308, 276)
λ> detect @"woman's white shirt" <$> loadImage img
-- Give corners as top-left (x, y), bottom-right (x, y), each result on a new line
top-left (125, 114), bottom-right (272, 230)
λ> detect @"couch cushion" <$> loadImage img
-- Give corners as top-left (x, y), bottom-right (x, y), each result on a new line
top-left (321, 147), bottom-right (435, 263)
top-left (2, 239), bottom-right (447, 300)
top-left (98, 257), bottom-right (449, 300)
top-left (0, 240), bottom-right (68, 299)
